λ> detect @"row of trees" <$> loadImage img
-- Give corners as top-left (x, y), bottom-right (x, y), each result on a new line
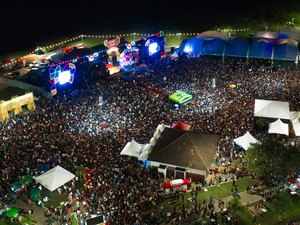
top-left (245, 135), bottom-right (300, 182)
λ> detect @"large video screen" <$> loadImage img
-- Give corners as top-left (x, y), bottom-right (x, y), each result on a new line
top-left (138, 35), bottom-right (165, 61)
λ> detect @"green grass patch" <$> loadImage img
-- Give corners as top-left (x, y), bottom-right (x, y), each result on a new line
top-left (0, 219), bottom-right (12, 225)
top-left (235, 206), bottom-right (255, 225)
top-left (159, 176), bottom-right (258, 213)
top-left (256, 192), bottom-right (300, 225)
top-left (233, 192), bottom-right (300, 225)
top-left (165, 35), bottom-right (186, 49)
top-left (82, 38), bottom-right (105, 48)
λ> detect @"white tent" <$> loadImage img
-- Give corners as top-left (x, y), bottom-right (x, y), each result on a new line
top-left (156, 124), bottom-right (166, 133)
top-left (233, 131), bottom-right (260, 150)
top-left (290, 111), bottom-right (300, 136)
top-left (268, 119), bottom-right (289, 136)
top-left (120, 139), bottom-right (142, 158)
top-left (254, 99), bottom-right (290, 120)
top-left (34, 165), bottom-right (75, 192)
top-left (153, 130), bottom-right (161, 140)
top-left (138, 144), bottom-right (152, 160)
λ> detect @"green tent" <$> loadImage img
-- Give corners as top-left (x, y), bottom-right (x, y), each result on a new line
top-left (6, 208), bottom-right (18, 218)
top-left (30, 187), bottom-right (41, 196)
top-left (20, 175), bottom-right (33, 186)
top-left (30, 194), bottom-right (42, 203)
top-left (11, 182), bottom-right (22, 192)
top-left (169, 91), bottom-right (192, 104)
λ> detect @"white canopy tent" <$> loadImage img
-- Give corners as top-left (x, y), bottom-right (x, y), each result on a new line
top-left (34, 165), bottom-right (75, 192)
top-left (138, 144), bottom-right (152, 160)
top-left (120, 139), bottom-right (142, 158)
top-left (233, 131), bottom-right (260, 150)
top-left (156, 124), bottom-right (168, 133)
top-left (268, 119), bottom-right (289, 136)
top-left (290, 111), bottom-right (300, 136)
top-left (254, 99), bottom-right (290, 120)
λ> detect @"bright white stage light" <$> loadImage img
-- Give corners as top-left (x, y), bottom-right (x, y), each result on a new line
top-left (58, 70), bottom-right (71, 85)
top-left (148, 42), bottom-right (159, 55)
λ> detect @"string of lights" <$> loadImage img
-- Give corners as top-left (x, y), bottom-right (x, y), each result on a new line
top-left (1, 28), bottom-right (250, 68)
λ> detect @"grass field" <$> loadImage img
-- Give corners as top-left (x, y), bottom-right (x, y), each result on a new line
top-left (157, 177), bottom-right (300, 224)
top-left (160, 176), bottom-right (258, 213)
top-left (257, 192), bottom-right (300, 225)
top-left (235, 192), bottom-right (300, 225)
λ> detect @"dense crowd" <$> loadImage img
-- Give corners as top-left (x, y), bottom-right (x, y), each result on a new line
top-left (1, 55), bottom-right (300, 224)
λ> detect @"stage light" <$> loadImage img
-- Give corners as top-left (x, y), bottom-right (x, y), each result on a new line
top-left (148, 42), bottom-right (159, 56)
top-left (58, 70), bottom-right (71, 85)
top-left (183, 45), bottom-right (193, 53)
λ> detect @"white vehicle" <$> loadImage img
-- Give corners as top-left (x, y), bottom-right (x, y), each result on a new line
top-left (29, 61), bottom-right (39, 67)
top-left (37, 63), bottom-right (48, 68)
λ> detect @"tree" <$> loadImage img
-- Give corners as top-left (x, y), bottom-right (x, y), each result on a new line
top-left (227, 198), bottom-right (241, 211)
top-left (244, 135), bottom-right (300, 181)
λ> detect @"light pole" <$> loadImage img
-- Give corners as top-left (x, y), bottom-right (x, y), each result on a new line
top-left (289, 18), bottom-right (295, 38)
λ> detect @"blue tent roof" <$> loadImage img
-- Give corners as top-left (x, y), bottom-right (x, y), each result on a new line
top-left (273, 43), bottom-right (298, 61)
top-left (248, 40), bottom-right (273, 59)
top-left (178, 32), bottom-right (298, 61)
top-left (225, 40), bottom-right (249, 58)
top-left (201, 38), bottom-right (226, 56)
top-left (179, 37), bottom-right (205, 54)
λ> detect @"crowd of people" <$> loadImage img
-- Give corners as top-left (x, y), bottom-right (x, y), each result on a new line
top-left (1, 54), bottom-right (300, 224)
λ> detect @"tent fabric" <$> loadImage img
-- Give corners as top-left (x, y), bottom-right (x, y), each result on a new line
top-left (268, 119), bottom-right (289, 136)
top-left (171, 120), bottom-right (190, 130)
top-left (273, 43), bottom-right (298, 61)
top-left (138, 144), bottom-right (151, 160)
top-left (254, 31), bottom-right (279, 39)
top-left (233, 131), bottom-right (260, 150)
top-left (34, 165), bottom-right (75, 192)
top-left (120, 139), bottom-right (142, 158)
top-left (156, 124), bottom-right (166, 133)
top-left (197, 30), bottom-right (231, 41)
top-left (179, 37), bottom-right (205, 54)
top-left (290, 111), bottom-right (300, 136)
top-left (178, 30), bottom-right (297, 61)
top-left (225, 40), bottom-right (249, 58)
top-left (201, 38), bottom-right (227, 56)
top-left (276, 38), bottom-right (298, 46)
top-left (248, 41), bottom-right (273, 59)
top-left (254, 99), bottom-right (290, 120)
top-left (137, 124), bottom-right (168, 160)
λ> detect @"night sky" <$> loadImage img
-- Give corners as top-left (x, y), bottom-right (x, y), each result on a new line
top-left (0, 0), bottom-right (298, 57)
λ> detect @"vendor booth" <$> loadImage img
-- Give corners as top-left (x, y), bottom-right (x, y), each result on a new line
top-left (163, 179), bottom-right (190, 194)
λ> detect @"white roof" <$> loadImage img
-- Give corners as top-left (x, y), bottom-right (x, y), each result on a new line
top-left (254, 99), bottom-right (290, 120)
top-left (233, 131), bottom-right (260, 150)
top-left (120, 139), bottom-right (142, 158)
top-left (290, 111), bottom-right (300, 136)
top-left (268, 119), bottom-right (289, 136)
top-left (138, 144), bottom-right (152, 160)
top-left (34, 165), bottom-right (75, 192)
